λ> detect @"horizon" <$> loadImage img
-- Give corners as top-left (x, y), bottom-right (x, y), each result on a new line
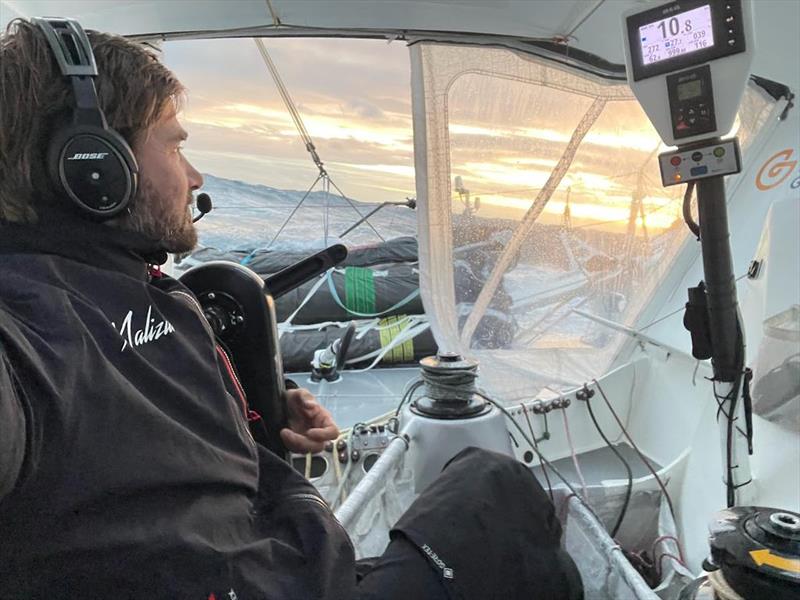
top-left (165, 37), bottom-right (683, 236)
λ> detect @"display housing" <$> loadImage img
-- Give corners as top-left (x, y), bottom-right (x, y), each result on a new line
top-left (626, 0), bottom-right (746, 82)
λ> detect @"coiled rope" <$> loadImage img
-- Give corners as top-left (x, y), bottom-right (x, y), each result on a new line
top-left (418, 362), bottom-right (478, 402)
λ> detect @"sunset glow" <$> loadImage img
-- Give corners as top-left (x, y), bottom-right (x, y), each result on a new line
top-left (164, 37), bottom-right (680, 234)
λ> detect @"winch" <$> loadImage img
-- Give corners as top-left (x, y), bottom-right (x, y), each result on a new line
top-left (679, 506), bottom-right (800, 600)
top-left (401, 352), bottom-right (514, 492)
top-left (409, 352), bottom-right (490, 419)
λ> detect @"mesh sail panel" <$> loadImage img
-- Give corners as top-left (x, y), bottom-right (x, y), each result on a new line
top-left (411, 43), bottom-right (776, 402)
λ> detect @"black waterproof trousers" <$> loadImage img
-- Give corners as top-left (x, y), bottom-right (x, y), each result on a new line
top-left (354, 447), bottom-right (584, 600)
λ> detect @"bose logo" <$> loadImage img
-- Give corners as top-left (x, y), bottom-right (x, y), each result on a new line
top-left (67, 152), bottom-right (109, 160)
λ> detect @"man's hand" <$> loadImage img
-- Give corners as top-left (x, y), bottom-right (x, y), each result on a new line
top-left (280, 388), bottom-right (339, 454)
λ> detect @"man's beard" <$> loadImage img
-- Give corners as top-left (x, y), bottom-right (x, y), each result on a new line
top-left (119, 179), bottom-right (197, 254)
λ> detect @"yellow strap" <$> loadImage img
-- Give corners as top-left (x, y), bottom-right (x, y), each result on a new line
top-left (379, 315), bottom-right (414, 363)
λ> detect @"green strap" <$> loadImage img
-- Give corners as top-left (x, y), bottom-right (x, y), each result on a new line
top-left (328, 270), bottom-right (421, 318)
top-left (345, 267), bottom-right (376, 314)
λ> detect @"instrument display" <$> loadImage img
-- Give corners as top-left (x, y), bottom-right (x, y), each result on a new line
top-left (639, 4), bottom-right (714, 66)
top-left (625, 0), bottom-right (746, 83)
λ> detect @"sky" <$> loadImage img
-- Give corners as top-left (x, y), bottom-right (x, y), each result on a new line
top-left (163, 37), bottom-right (415, 204)
top-left (163, 36), bottom-right (684, 233)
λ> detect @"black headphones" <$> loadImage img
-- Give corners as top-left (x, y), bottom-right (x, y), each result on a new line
top-left (32, 17), bottom-right (138, 220)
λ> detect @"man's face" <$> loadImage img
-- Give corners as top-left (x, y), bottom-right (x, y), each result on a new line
top-left (122, 111), bottom-right (203, 253)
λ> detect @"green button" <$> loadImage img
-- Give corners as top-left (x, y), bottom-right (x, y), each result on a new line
top-left (714, 147), bottom-right (726, 157)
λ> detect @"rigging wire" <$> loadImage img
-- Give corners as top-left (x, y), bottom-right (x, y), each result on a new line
top-left (652, 534), bottom-right (687, 578)
top-left (323, 177), bottom-right (331, 246)
top-left (327, 178), bottom-right (385, 242)
top-left (267, 173), bottom-right (323, 248)
top-left (254, 39), bottom-right (319, 169)
top-left (657, 552), bottom-right (687, 580)
top-left (252, 38), bottom-right (385, 244)
top-left (472, 390), bottom-right (605, 525)
top-left (698, 310), bottom-right (748, 508)
top-left (638, 271), bottom-right (749, 332)
top-left (564, 0), bottom-right (607, 40)
top-left (592, 380), bottom-right (680, 533)
top-left (579, 385), bottom-right (633, 538)
top-left (394, 378), bottom-right (425, 416)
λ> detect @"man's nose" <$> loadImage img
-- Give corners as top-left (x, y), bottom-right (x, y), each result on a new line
top-left (186, 157), bottom-right (204, 191)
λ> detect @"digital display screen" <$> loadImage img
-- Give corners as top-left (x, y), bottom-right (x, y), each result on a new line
top-left (639, 5), bottom-right (715, 65)
top-left (677, 79), bottom-right (703, 101)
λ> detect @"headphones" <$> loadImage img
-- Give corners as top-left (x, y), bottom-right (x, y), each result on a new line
top-left (32, 17), bottom-right (138, 220)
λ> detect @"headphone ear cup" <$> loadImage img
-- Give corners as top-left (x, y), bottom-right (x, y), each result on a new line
top-left (48, 124), bottom-right (139, 220)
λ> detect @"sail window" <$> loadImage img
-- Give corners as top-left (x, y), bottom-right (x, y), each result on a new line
top-left (411, 42), bottom-right (779, 401)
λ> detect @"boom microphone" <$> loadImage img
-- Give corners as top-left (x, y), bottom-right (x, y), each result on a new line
top-left (193, 192), bottom-right (212, 222)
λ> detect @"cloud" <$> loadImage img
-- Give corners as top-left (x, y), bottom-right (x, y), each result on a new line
top-left (164, 36), bottom-right (677, 230)
top-left (345, 98), bottom-right (386, 120)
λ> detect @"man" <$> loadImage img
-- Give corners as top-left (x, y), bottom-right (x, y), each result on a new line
top-left (0, 18), bottom-right (581, 599)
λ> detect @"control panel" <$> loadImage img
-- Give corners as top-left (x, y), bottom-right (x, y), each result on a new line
top-left (622, 0), bottom-right (754, 147)
top-left (658, 138), bottom-right (741, 186)
top-left (668, 65), bottom-right (716, 139)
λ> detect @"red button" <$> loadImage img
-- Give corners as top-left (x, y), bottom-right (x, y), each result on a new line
top-left (670, 156), bottom-right (682, 166)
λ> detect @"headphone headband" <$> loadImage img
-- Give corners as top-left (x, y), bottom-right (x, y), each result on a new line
top-left (31, 18), bottom-right (97, 77)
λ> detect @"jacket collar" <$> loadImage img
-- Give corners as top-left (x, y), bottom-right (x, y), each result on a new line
top-left (0, 218), bottom-right (168, 281)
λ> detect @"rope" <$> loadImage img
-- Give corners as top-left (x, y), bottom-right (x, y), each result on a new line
top-left (329, 422), bottom-right (366, 510)
top-left (419, 363), bottom-right (478, 402)
top-left (523, 404), bottom-right (554, 503)
top-left (277, 273), bottom-right (329, 334)
top-left (593, 379), bottom-right (680, 527)
top-left (562, 408), bottom-right (589, 501)
top-left (473, 390), bottom-right (604, 525)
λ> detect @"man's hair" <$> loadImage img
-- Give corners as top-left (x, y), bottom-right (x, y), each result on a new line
top-left (0, 19), bottom-right (184, 223)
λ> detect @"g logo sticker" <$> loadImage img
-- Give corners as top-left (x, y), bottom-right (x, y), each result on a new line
top-left (756, 149), bottom-right (798, 191)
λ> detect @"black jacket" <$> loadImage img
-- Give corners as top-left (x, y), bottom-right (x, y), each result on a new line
top-left (0, 221), bottom-right (355, 599)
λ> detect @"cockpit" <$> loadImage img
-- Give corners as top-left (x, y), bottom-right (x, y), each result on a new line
top-left (1, 1), bottom-right (798, 599)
